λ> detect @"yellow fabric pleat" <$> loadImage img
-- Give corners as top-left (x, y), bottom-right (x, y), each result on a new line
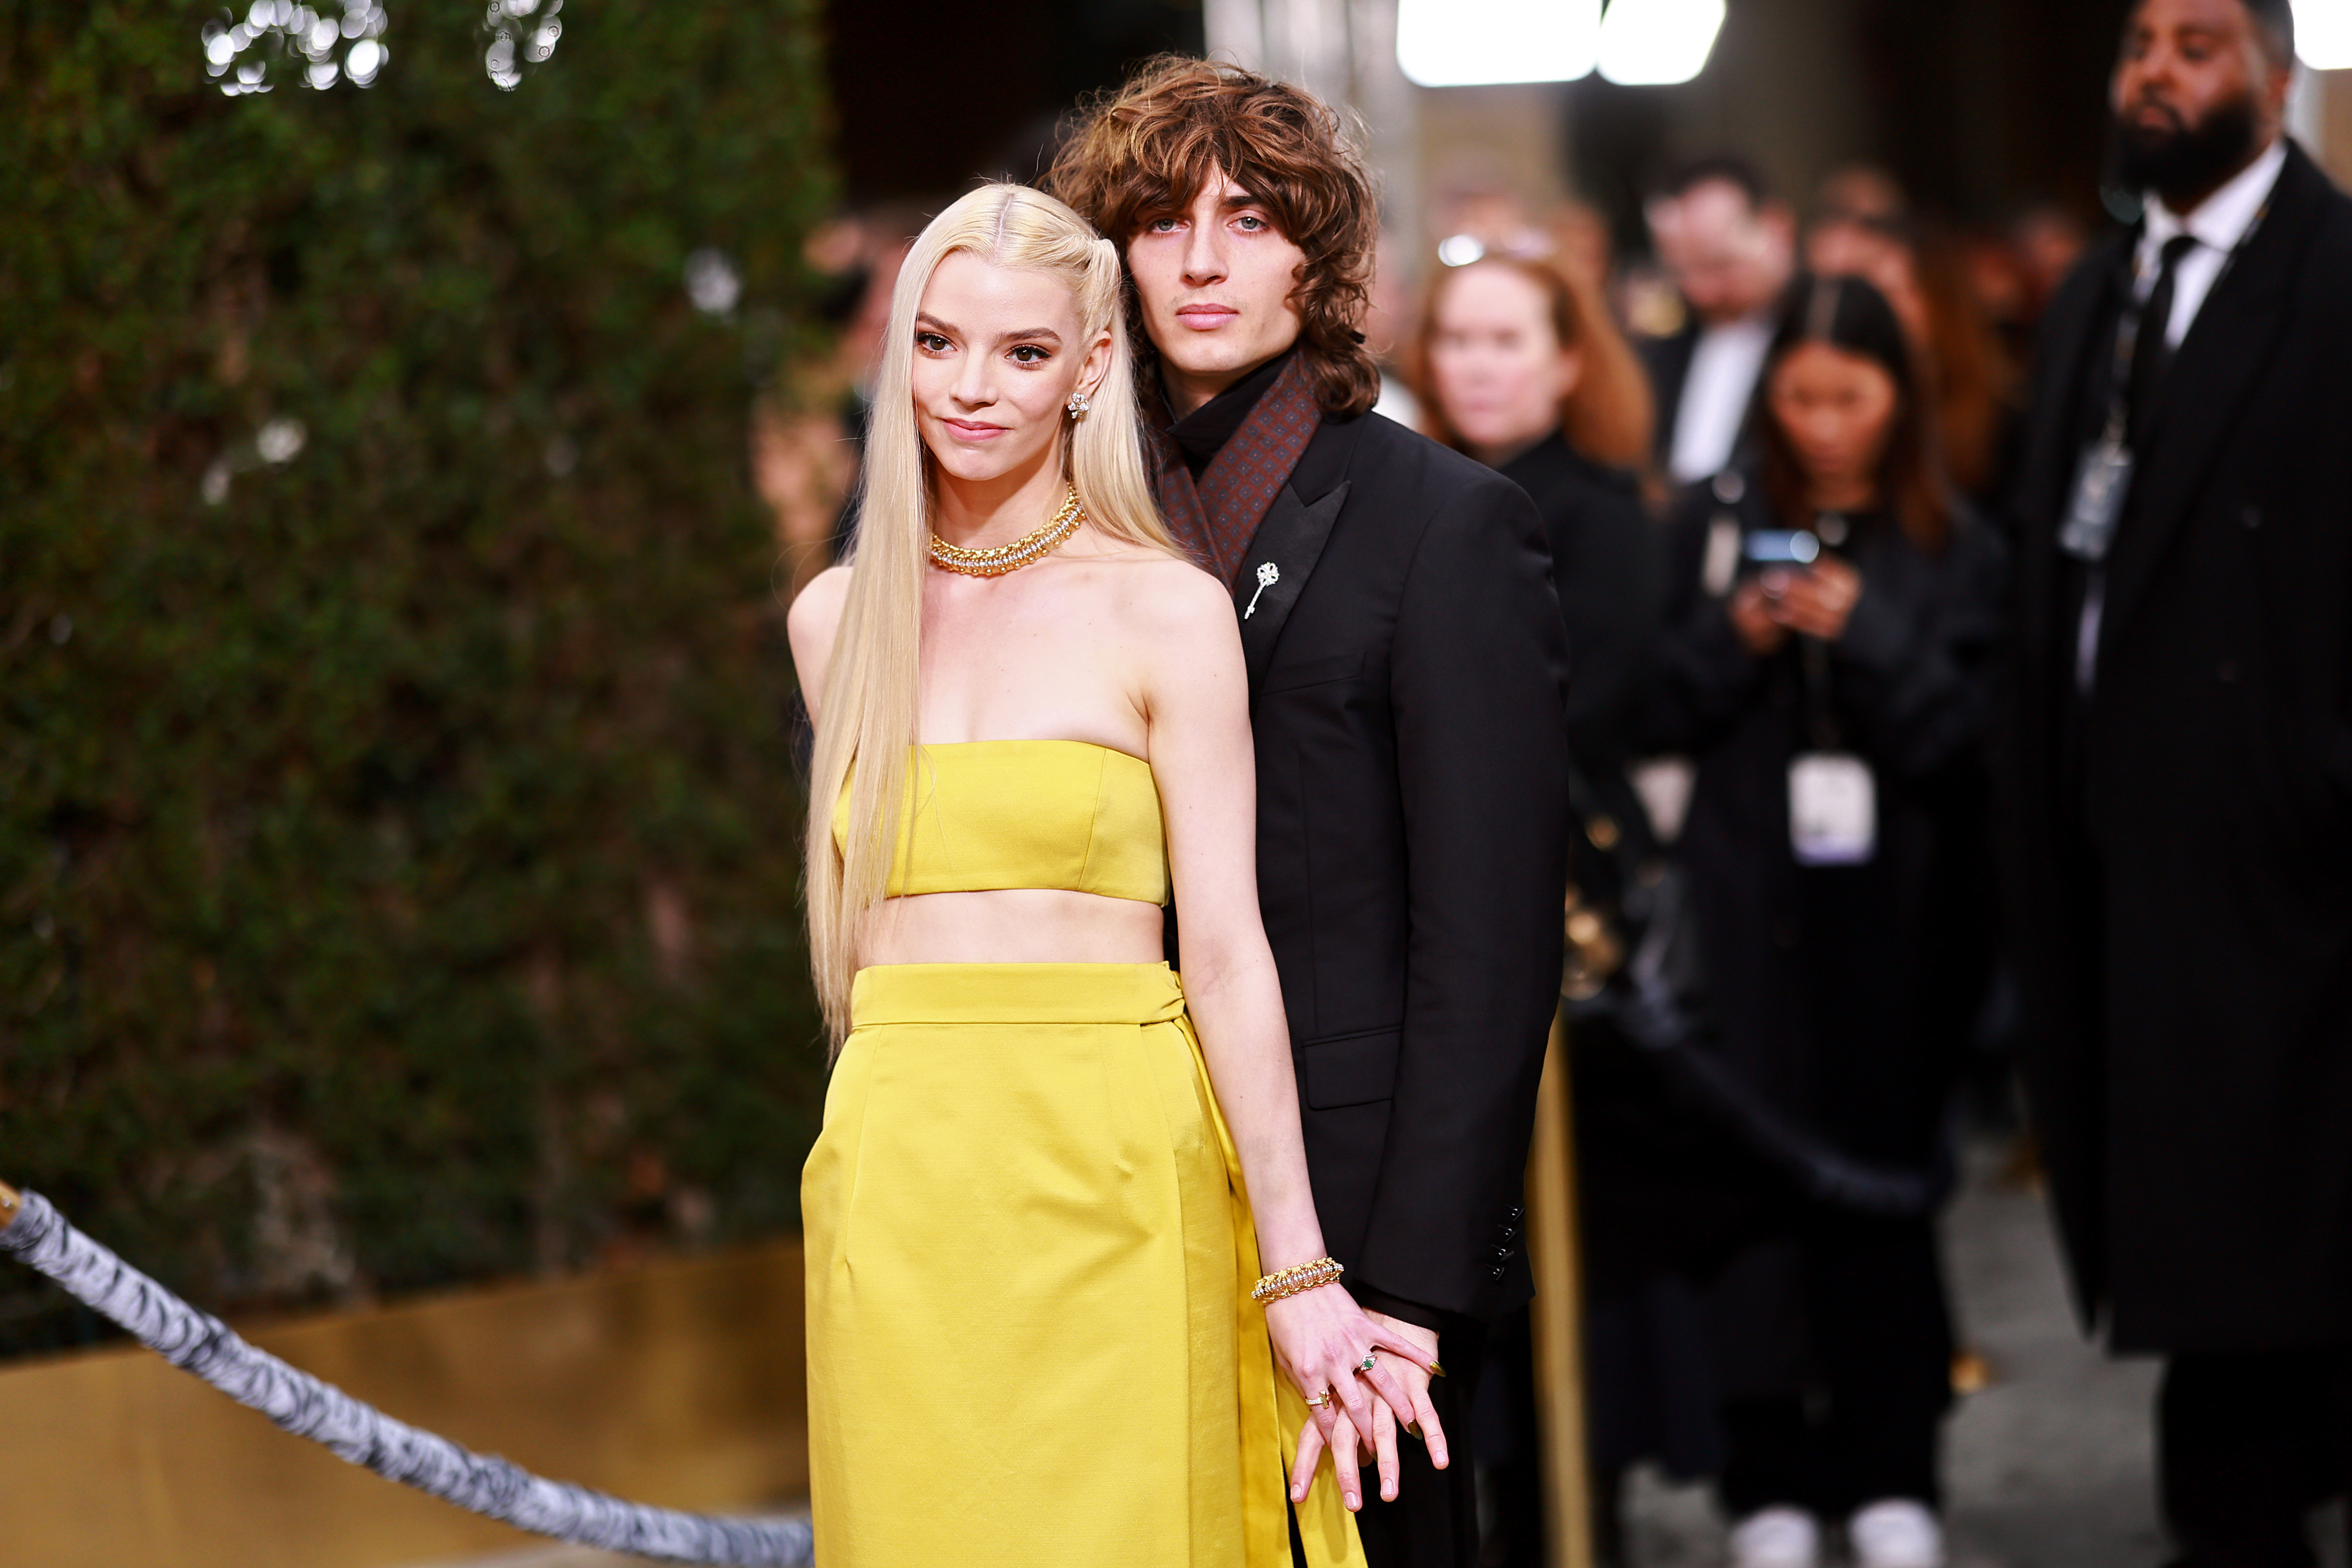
top-left (1178, 1002), bottom-right (1368, 1568)
top-left (803, 962), bottom-right (1364, 1568)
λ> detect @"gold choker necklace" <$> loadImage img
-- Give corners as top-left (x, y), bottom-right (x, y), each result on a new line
top-left (928, 489), bottom-right (1084, 578)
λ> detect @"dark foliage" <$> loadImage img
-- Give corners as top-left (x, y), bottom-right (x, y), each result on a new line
top-left (0, 0), bottom-right (834, 1357)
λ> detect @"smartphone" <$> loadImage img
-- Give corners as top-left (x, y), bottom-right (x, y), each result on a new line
top-left (1743, 530), bottom-right (1821, 567)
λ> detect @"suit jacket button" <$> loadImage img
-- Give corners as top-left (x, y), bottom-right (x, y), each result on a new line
top-left (1489, 1265), bottom-right (1508, 1281)
top-left (1508, 1205), bottom-right (1526, 1221)
top-left (1499, 1225), bottom-right (1519, 1241)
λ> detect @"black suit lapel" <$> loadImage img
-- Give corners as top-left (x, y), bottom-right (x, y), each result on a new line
top-left (1228, 414), bottom-right (1367, 690)
top-left (1643, 326), bottom-right (1699, 466)
top-left (1234, 480), bottom-right (1349, 691)
top-left (2103, 147), bottom-right (2325, 648)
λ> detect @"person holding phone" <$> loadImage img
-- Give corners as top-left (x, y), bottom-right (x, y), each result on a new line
top-left (1645, 275), bottom-right (2004, 1568)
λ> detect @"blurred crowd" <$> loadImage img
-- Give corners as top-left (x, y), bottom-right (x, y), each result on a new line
top-left (761, 21), bottom-right (2351, 1559)
top-left (1398, 157), bottom-right (2056, 1568)
top-left (756, 156), bottom-right (2080, 1567)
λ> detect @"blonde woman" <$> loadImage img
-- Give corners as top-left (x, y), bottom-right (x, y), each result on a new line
top-left (789, 184), bottom-right (1431, 1567)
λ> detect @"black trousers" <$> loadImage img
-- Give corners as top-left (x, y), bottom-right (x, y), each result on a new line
top-left (1295, 1313), bottom-right (1489, 1568)
top-left (2159, 1346), bottom-right (2352, 1568)
top-left (1716, 1214), bottom-right (1955, 1519)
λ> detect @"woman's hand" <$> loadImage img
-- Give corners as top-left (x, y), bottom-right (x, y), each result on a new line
top-left (1763, 557), bottom-right (1863, 641)
top-left (1730, 579), bottom-right (1791, 656)
top-left (1354, 1312), bottom-right (1447, 1498)
top-left (1265, 1282), bottom-right (1444, 1511)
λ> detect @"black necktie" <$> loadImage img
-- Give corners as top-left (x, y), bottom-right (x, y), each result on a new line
top-left (2126, 233), bottom-right (2197, 446)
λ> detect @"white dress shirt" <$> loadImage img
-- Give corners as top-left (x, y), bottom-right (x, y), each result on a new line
top-left (2133, 136), bottom-right (2287, 346)
top-left (1667, 314), bottom-right (1773, 483)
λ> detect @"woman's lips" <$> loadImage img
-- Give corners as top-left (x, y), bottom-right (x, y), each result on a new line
top-left (940, 417), bottom-right (1007, 439)
top-left (1175, 304), bottom-right (1239, 330)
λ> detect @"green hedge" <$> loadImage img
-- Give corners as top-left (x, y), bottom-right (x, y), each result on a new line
top-left (0, 0), bottom-right (834, 1357)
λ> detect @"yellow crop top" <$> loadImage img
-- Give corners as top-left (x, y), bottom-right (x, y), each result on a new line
top-left (831, 740), bottom-right (1168, 905)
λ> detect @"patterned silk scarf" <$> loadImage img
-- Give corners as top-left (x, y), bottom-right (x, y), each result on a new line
top-left (1151, 351), bottom-right (1325, 586)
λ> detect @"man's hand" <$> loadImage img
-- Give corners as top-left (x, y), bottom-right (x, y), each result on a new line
top-left (1284, 1310), bottom-right (1448, 1507)
top-left (1360, 1312), bottom-right (1448, 1499)
top-left (1268, 1286), bottom-right (1431, 1511)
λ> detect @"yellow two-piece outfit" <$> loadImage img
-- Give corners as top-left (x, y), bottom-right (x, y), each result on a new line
top-left (804, 740), bottom-right (1364, 1568)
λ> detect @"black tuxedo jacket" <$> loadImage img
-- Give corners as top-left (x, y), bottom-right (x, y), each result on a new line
top-left (2003, 142), bottom-right (2352, 1352)
top-left (1637, 323), bottom-right (1700, 472)
top-left (1200, 410), bottom-right (1573, 1326)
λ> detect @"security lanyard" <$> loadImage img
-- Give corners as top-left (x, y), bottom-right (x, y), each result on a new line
top-left (1800, 633), bottom-right (1840, 752)
top-left (2059, 199), bottom-right (2269, 564)
top-left (1790, 631), bottom-right (1876, 867)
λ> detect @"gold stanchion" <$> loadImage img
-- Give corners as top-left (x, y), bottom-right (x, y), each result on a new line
top-left (1525, 1012), bottom-right (1595, 1568)
top-left (0, 1181), bottom-right (19, 1228)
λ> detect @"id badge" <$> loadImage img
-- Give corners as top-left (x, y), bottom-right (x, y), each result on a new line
top-left (2058, 437), bottom-right (2134, 561)
top-left (1789, 753), bottom-right (1876, 866)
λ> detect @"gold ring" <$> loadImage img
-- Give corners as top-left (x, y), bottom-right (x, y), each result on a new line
top-left (1304, 1390), bottom-right (1330, 1409)
top-left (1358, 1354), bottom-right (1378, 1373)
top-left (1426, 1360), bottom-right (1446, 1379)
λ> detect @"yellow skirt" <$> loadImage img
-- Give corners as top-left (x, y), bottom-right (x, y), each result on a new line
top-left (802, 962), bottom-right (1365, 1568)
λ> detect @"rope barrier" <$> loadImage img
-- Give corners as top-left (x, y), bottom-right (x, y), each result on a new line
top-left (0, 1181), bottom-right (813, 1566)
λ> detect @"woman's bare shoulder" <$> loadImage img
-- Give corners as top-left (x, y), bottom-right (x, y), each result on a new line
top-left (787, 564), bottom-right (853, 682)
top-left (1107, 552), bottom-right (1237, 641)
top-left (788, 564), bottom-right (852, 639)
top-left (1095, 556), bottom-right (1245, 699)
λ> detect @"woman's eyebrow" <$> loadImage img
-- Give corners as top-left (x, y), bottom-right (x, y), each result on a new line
top-left (913, 313), bottom-right (1061, 346)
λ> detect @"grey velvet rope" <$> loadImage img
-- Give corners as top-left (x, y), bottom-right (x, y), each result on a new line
top-left (0, 1188), bottom-right (813, 1566)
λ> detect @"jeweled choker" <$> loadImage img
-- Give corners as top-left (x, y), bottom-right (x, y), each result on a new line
top-left (928, 488), bottom-right (1084, 578)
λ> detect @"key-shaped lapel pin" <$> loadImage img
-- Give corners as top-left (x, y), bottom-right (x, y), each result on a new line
top-left (1244, 561), bottom-right (1279, 618)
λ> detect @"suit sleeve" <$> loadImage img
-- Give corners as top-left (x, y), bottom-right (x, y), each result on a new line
top-left (1349, 476), bottom-right (1573, 1321)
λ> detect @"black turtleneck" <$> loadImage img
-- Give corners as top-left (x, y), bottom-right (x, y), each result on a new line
top-left (1163, 349), bottom-right (1293, 477)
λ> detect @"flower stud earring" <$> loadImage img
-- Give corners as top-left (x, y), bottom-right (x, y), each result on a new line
top-left (1065, 390), bottom-right (1092, 420)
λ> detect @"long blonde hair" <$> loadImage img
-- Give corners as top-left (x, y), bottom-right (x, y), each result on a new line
top-left (804, 182), bottom-right (1179, 1051)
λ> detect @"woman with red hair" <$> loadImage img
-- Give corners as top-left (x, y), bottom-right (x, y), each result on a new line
top-left (1409, 249), bottom-right (1661, 796)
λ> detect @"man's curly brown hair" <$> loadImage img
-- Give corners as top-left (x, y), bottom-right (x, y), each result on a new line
top-left (1043, 56), bottom-right (1381, 419)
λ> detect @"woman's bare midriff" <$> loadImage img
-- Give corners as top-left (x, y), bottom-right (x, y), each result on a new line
top-left (860, 887), bottom-right (1168, 967)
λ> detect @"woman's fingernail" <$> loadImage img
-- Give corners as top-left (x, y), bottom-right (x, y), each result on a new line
top-left (1292, 1483), bottom-right (1305, 1502)
top-left (1346, 1492), bottom-right (1360, 1510)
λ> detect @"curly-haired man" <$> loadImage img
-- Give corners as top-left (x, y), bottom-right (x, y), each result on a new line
top-left (1048, 57), bottom-right (1572, 1568)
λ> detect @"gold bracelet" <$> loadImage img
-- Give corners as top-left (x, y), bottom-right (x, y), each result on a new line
top-left (1251, 1255), bottom-right (1344, 1305)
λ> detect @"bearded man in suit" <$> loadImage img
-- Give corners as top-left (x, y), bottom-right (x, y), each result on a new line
top-left (1048, 58), bottom-right (1573, 1568)
top-left (2004, 2), bottom-right (2352, 1563)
